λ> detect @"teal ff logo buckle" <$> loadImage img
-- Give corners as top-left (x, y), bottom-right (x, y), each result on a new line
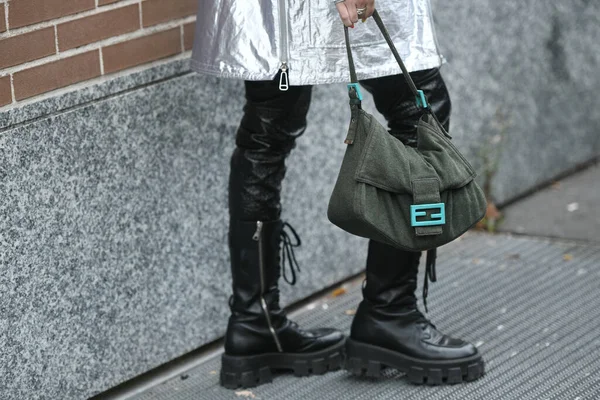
top-left (411, 203), bottom-right (446, 227)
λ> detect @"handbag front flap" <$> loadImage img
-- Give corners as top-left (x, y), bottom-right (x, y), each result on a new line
top-left (355, 113), bottom-right (476, 194)
top-left (417, 114), bottom-right (477, 190)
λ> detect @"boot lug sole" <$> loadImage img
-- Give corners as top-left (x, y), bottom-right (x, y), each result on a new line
top-left (220, 339), bottom-right (346, 389)
top-left (345, 338), bottom-right (485, 385)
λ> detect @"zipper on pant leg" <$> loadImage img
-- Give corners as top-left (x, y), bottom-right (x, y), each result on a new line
top-left (277, 0), bottom-right (289, 91)
top-left (253, 221), bottom-right (284, 352)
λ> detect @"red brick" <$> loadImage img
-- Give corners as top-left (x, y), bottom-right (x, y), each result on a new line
top-left (57, 4), bottom-right (139, 51)
top-left (13, 50), bottom-right (101, 100)
top-left (0, 4), bottom-right (6, 33)
top-left (142, 0), bottom-right (197, 27)
top-left (9, 0), bottom-right (95, 29)
top-left (183, 22), bottom-right (195, 51)
top-left (102, 28), bottom-right (181, 74)
top-left (98, 0), bottom-right (121, 5)
top-left (0, 75), bottom-right (12, 107)
top-left (0, 27), bottom-right (56, 69)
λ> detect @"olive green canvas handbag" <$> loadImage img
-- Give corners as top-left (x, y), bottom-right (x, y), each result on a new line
top-left (327, 11), bottom-right (487, 255)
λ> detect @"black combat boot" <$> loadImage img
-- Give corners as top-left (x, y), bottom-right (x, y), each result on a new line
top-left (220, 219), bottom-right (346, 389)
top-left (346, 240), bottom-right (484, 384)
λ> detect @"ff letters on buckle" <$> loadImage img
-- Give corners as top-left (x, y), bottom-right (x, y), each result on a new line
top-left (410, 203), bottom-right (446, 227)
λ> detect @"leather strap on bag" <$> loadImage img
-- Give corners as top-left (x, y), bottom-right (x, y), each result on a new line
top-left (344, 9), bottom-right (428, 108)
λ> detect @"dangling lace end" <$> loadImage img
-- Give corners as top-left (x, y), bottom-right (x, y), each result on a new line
top-left (422, 248), bottom-right (438, 314)
top-left (423, 282), bottom-right (429, 314)
top-left (281, 222), bottom-right (302, 286)
top-left (426, 248), bottom-right (437, 282)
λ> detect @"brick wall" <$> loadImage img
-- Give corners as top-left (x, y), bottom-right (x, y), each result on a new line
top-left (0, 0), bottom-right (198, 108)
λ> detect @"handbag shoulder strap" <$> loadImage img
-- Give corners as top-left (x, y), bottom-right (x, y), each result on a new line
top-left (344, 9), bottom-right (429, 109)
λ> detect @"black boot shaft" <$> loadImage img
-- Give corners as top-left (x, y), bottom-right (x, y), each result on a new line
top-left (226, 219), bottom-right (285, 355)
top-left (228, 219), bottom-right (282, 316)
top-left (362, 240), bottom-right (422, 311)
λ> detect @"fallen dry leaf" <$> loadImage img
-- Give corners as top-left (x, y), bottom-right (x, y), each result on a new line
top-left (563, 254), bottom-right (573, 261)
top-left (474, 202), bottom-right (503, 232)
top-left (209, 370), bottom-right (217, 375)
top-left (550, 181), bottom-right (561, 190)
top-left (235, 390), bottom-right (256, 398)
top-left (486, 202), bottom-right (502, 219)
top-left (331, 287), bottom-right (347, 297)
top-left (345, 309), bottom-right (357, 316)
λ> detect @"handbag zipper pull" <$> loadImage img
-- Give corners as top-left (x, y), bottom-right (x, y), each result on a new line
top-left (279, 62), bottom-right (289, 91)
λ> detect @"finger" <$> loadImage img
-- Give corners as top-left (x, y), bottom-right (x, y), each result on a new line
top-left (355, 2), bottom-right (368, 22)
top-left (336, 3), bottom-right (354, 27)
top-left (365, 2), bottom-right (375, 20)
top-left (345, 1), bottom-right (359, 25)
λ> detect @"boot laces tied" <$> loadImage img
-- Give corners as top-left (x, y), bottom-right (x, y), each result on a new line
top-left (281, 222), bottom-right (302, 285)
top-left (423, 248), bottom-right (438, 314)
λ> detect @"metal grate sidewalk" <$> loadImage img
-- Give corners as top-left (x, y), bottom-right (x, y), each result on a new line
top-left (131, 233), bottom-right (600, 400)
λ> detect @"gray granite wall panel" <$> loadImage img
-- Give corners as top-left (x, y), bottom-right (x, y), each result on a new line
top-left (0, 75), bottom-right (366, 399)
top-left (430, 0), bottom-right (600, 204)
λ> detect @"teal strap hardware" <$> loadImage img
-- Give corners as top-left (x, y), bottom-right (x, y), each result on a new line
top-left (347, 83), bottom-right (363, 101)
top-left (416, 90), bottom-right (428, 108)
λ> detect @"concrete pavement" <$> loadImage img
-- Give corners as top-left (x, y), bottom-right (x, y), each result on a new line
top-left (499, 162), bottom-right (599, 242)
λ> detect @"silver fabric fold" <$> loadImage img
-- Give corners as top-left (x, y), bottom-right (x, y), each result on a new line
top-left (191, 0), bottom-right (444, 85)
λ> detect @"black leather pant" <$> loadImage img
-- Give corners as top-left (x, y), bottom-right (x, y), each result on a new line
top-left (229, 68), bottom-right (451, 223)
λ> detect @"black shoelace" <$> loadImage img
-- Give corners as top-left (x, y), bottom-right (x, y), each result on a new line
top-left (281, 222), bottom-right (302, 285)
top-left (423, 248), bottom-right (438, 313)
top-left (280, 223), bottom-right (436, 314)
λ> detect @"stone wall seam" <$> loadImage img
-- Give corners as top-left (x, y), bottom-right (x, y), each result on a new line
top-left (3, 1), bottom-right (8, 32)
top-left (179, 24), bottom-right (185, 53)
top-left (138, 0), bottom-right (143, 29)
top-left (99, 47), bottom-right (105, 75)
top-left (53, 24), bottom-right (59, 54)
top-left (9, 72), bottom-right (15, 105)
